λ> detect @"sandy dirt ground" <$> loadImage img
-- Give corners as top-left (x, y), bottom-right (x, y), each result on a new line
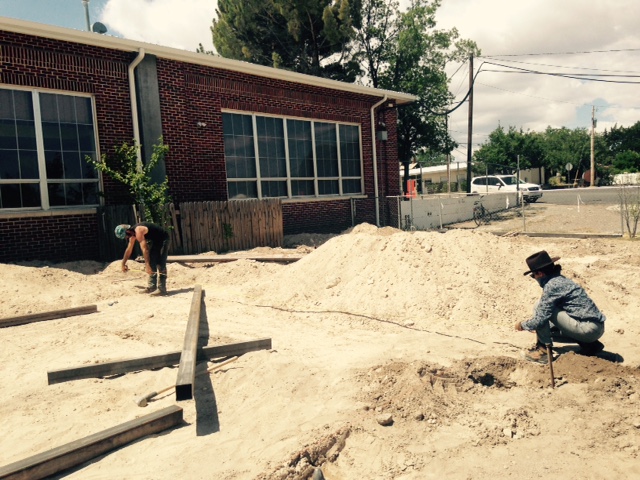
top-left (1, 204), bottom-right (640, 480)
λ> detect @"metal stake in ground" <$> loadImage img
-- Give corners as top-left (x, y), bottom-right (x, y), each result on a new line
top-left (546, 344), bottom-right (555, 388)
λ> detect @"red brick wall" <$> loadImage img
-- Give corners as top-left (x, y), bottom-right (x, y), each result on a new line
top-left (0, 214), bottom-right (100, 262)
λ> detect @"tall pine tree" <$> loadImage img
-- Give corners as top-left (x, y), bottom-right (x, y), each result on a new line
top-left (212, 0), bottom-right (362, 81)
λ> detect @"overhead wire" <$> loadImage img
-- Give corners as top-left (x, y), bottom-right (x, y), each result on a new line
top-left (479, 48), bottom-right (640, 57)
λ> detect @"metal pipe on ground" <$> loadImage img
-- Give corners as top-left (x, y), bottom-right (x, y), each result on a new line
top-left (135, 356), bottom-right (238, 407)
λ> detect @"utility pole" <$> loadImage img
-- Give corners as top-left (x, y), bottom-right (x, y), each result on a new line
top-left (446, 115), bottom-right (451, 193)
top-left (590, 106), bottom-right (596, 187)
top-left (466, 54), bottom-right (474, 193)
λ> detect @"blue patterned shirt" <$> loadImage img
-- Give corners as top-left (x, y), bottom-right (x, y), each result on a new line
top-left (522, 274), bottom-right (606, 331)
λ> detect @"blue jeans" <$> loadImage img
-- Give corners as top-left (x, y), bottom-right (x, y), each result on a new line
top-left (534, 302), bottom-right (605, 345)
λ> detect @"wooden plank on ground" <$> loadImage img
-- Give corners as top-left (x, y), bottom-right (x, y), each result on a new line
top-left (166, 255), bottom-right (302, 263)
top-left (47, 338), bottom-right (272, 385)
top-left (0, 406), bottom-right (183, 480)
top-left (0, 305), bottom-right (98, 329)
top-left (175, 285), bottom-right (203, 401)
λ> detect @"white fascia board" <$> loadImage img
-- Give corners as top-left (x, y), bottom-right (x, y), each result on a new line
top-left (0, 17), bottom-right (417, 105)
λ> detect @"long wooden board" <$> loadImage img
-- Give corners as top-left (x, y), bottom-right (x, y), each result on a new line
top-left (167, 255), bottom-right (303, 263)
top-left (0, 406), bottom-right (183, 480)
top-left (47, 338), bottom-right (272, 385)
top-left (175, 285), bottom-right (202, 401)
top-left (0, 305), bottom-right (98, 329)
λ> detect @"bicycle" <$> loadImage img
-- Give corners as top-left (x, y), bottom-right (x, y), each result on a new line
top-left (472, 199), bottom-right (492, 226)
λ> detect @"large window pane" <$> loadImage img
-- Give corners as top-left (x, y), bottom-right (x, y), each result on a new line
top-left (287, 119), bottom-right (314, 178)
top-left (256, 116), bottom-right (286, 178)
top-left (0, 184), bottom-right (20, 208)
top-left (291, 180), bottom-right (314, 196)
top-left (223, 113), bottom-right (256, 179)
top-left (82, 182), bottom-right (99, 204)
top-left (315, 122), bottom-right (338, 177)
top-left (20, 150), bottom-right (39, 179)
top-left (342, 179), bottom-right (362, 194)
top-left (0, 121), bottom-right (18, 149)
top-left (0, 88), bottom-right (99, 210)
top-left (228, 180), bottom-right (258, 199)
top-left (45, 151), bottom-right (64, 179)
top-left (261, 180), bottom-right (287, 198)
top-left (340, 125), bottom-right (361, 178)
top-left (60, 124), bottom-right (79, 150)
top-left (21, 183), bottom-right (41, 207)
top-left (318, 179), bottom-right (339, 195)
top-left (16, 120), bottom-right (37, 150)
top-left (0, 150), bottom-right (19, 179)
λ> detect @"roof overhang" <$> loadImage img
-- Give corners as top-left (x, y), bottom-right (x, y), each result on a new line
top-left (0, 17), bottom-right (418, 106)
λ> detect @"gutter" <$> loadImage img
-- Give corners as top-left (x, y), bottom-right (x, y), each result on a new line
top-left (370, 95), bottom-right (388, 227)
top-left (1, 18), bottom-right (417, 105)
top-left (128, 48), bottom-right (145, 168)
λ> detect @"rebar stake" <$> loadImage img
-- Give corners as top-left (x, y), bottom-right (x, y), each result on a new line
top-left (546, 343), bottom-right (555, 389)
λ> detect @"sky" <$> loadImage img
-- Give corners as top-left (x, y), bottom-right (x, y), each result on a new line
top-left (2, 0), bottom-right (640, 161)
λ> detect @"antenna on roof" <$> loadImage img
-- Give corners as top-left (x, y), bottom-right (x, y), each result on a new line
top-left (81, 0), bottom-right (91, 32)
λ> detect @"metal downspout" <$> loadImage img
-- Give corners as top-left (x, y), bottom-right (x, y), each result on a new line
top-left (370, 95), bottom-right (388, 226)
top-left (128, 48), bottom-right (145, 168)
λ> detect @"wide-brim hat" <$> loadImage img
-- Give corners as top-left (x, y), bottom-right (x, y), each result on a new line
top-left (523, 250), bottom-right (560, 275)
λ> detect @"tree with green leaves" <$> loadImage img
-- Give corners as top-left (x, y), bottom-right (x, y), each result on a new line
top-left (603, 121), bottom-right (640, 174)
top-left (353, 0), bottom-right (479, 163)
top-left (211, 0), bottom-right (362, 81)
top-left (472, 125), bottom-right (544, 175)
top-left (87, 139), bottom-right (172, 226)
top-left (542, 127), bottom-right (590, 182)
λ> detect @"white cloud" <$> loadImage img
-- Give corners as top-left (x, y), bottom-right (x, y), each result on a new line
top-left (100, 0), bottom-right (217, 52)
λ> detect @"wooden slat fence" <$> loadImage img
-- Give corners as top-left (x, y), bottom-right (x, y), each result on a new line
top-left (98, 199), bottom-right (282, 260)
top-left (179, 199), bottom-right (283, 254)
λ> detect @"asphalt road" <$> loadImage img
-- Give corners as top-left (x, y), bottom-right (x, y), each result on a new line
top-left (537, 186), bottom-right (626, 205)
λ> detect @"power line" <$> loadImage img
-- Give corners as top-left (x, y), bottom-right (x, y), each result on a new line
top-left (480, 56), bottom-right (640, 75)
top-left (480, 60), bottom-right (640, 84)
top-left (479, 48), bottom-right (640, 57)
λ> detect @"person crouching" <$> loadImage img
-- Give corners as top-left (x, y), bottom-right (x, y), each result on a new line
top-left (515, 250), bottom-right (605, 364)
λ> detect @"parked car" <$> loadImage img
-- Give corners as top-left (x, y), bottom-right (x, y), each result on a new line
top-left (470, 175), bottom-right (543, 203)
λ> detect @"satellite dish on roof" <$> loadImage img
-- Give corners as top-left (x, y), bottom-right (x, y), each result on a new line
top-left (92, 22), bottom-right (107, 34)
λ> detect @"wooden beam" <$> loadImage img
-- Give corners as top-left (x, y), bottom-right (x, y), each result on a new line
top-left (0, 305), bottom-right (98, 329)
top-left (0, 406), bottom-right (183, 480)
top-left (175, 285), bottom-right (202, 401)
top-left (47, 338), bottom-right (272, 385)
top-left (167, 255), bottom-right (302, 264)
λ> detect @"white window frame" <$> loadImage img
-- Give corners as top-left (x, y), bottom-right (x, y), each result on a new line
top-left (0, 86), bottom-right (101, 212)
top-left (222, 110), bottom-right (364, 200)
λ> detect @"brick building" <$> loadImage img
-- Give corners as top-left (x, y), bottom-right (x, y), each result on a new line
top-left (0, 18), bottom-right (415, 262)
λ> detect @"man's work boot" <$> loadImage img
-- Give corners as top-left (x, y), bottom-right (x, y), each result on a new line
top-left (577, 340), bottom-right (604, 356)
top-left (143, 273), bottom-right (157, 293)
top-left (522, 342), bottom-right (552, 365)
top-left (157, 271), bottom-right (167, 296)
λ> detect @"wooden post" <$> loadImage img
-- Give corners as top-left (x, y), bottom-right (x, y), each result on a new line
top-left (0, 406), bottom-right (183, 480)
top-left (47, 338), bottom-right (272, 385)
top-left (175, 285), bottom-right (203, 401)
top-left (1, 305), bottom-right (97, 329)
